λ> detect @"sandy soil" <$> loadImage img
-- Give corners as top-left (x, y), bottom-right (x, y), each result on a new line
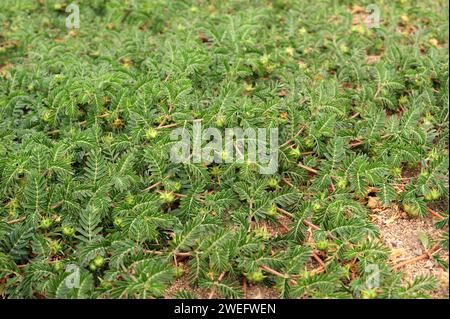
top-left (370, 204), bottom-right (449, 298)
top-left (164, 274), bottom-right (279, 299)
top-left (165, 195), bottom-right (448, 299)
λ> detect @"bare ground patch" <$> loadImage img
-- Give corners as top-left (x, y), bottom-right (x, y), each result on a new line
top-left (371, 206), bottom-right (449, 298)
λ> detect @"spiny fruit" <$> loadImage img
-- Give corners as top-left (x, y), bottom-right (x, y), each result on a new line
top-left (423, 113), bottom-right (434, 125)
top-left (254, 226), bottom-right (271, 240)
top-left (244, 82), bottom-right (254, 92)
top-left (53, 261), bottom-right (63, 272)
top-left (173, 181), bottom-right (182, 191)
top-left (340, 264), bottom-right (351, 280)
top-left (174, 265), bottom-right (185, 278)
top-left (113, 217), bottom-right (124, 228)
top-left (304, 137), bottom-right (315, 148)
top-left (246, 270), bottom-right (265, 283)
top-left (40, 218), bottom-right (53, 230)
top-left (424, 189), bottom-right (441, 201)
top-left (285, 47), bottom-right (294, 56)
top-left (316, 240), bottom-right (328, 251)
top-left (41, 110), bottom-right (52, 122)
top-left (260, 54), bottom-right (270, 65)
top-left (300, 270), bottom-right (310, 280)
top-left (398, 95), bottom-right (408, 105)
top-left (403, 202), bottom-right (420, 218)
top-left (336, 177), bottom-right (348, 189)
top-left (159, 191), bottom-right (176, 203)
top-left (392, 167), bottom-right (402, 176)
top-left (49, 240), bottom-right (62, 255)
top-left (62, 226), bottom-right (75, 237)
top-left (125, 194), bottom-right (135, 205)
top-left (215, 115), bottom-right (226, 127)
top-left (100, 280), bottom-right (113, 289)
top-left (267, 204), bottom-right (278, 217)
top-left (268, 177), bottom-right (279, 189)
top-left (361, 288), bottom-right (378, 299)
top-left (53, 74), bottom-right (64, 83)
top-left (165, 180), bottom-right (182, 192)
top-left (53, 3), bottom-right (63, 11)
top-left (419, 171), bottom-right (429, 178)
top-left (93, 255), bottom-right (105, 267)
top-left (351, 25), bottom-right (365, 34)
top-left (145, 127), bottom-right (158, 139)
top-left (289, 147), bottom-right (301, 159)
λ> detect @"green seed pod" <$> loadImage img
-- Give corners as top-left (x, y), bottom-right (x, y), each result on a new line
top-left (174, 265), bottom-right (185, 278)
top-left (145, 128), bottom-right (158, 140)
top-left (62, 226), bottom-right (75, 237)
top-left (93, 255), bottom-right (105, 267)
top-left (403, 203), bottom-right (420, 218)
top-left (53, 261), bottom-right (63, 272)
top-left (215, 115), bottom-right (226, 127)
top-left (361, 289), bottom-right (378, 299)
top-left (268, 177), bottom-right (279, 189)
top-left (267, 204), bottom-right (278, 217)
top-left (430, 188), bottom-right (441, 200)
top-left (304, 137), bottom-right (315, 148)
top-left (49, 240), bottom-right (62, 254)
top-left (316, 240), bottom-right (328, 251)
top-left (300, 270), bottom-right (310, 280)
top-left (336, 177), bottom-right (348, 189)
top-left (160, 191), bottom-right (176, 203)
top-left (398, 95), bottom-right (408, 105)
top-left (289, 147), bottom-right (301, 159)
top-left (313, 203), bottom-right (322, 212)
top-left (113, 217), bottom-right (124, 228)
top-left (254, 226), bottom-right (271, 240)
top-left (220, 150), bottom-right (228, 162)
top-left (246, 270), bottom-right (265, 283)
top-left (173, 181), bottom-right (182, 191)
top-left (424, 189), bottom-right (440, 201)
top-left (125, 194), bottom-right (135, 205)
top-left (419, 171), bottom-right (429, 179)
top-left (100, 280), bottom-right (113, 289)
top-left (392, 167), bottom-right (402, 176)
top-left (40, 218), bottom-right (53, 230)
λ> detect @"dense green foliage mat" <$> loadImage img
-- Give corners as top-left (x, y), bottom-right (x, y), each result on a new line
top-left (0, 0), bottom-right (448, 298)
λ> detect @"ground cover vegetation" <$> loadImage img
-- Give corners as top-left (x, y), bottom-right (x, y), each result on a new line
top-left (0, 0), bottom-right (448, 298)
